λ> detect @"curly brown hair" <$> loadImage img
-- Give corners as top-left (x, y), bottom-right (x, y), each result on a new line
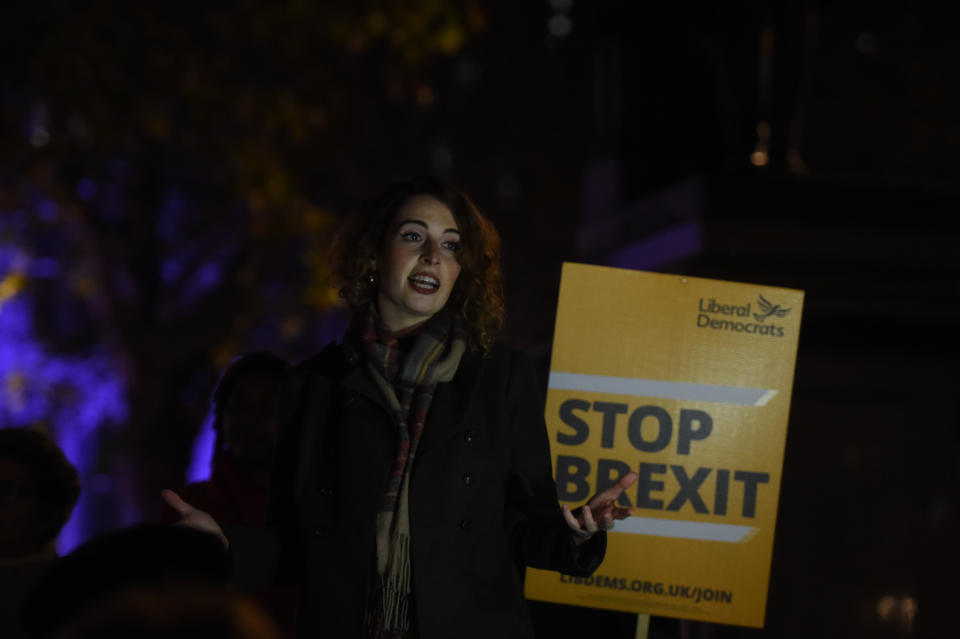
top-left (330, 176), bottom-right (505, 351)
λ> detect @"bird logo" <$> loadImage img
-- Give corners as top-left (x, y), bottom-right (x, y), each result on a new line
top-left (753, 294), bottom-right (791, 322)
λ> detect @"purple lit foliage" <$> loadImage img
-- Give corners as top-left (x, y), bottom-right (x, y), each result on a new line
top-left (0, 244), bottom-right (128, 552)
top-left (1, 0), bottom-right (482, 549)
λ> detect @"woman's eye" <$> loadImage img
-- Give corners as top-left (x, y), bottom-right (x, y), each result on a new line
top-left (442, 240), bottom-right (461, 252)
top-left (400, 231), bottom-right (421, 242)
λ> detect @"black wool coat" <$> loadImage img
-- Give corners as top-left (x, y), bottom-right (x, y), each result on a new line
top-left (227, 340), bottom-right (605, 639)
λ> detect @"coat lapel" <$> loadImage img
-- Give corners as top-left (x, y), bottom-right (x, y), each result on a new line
top-left (337, 343), bottom-right (396, 426)
top-left (333, 341), bottom-right (485, 459)
top-left (340, 365), bottom-right (386, 409)
top-left (417, 349), bottom-right (483, 460)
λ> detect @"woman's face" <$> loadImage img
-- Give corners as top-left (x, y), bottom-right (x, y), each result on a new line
top-left (376, 194), bottom-right (462, 332)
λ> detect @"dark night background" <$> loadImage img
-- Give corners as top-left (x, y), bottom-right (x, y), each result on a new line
top-left (1, 1), bottom-right (957, 638)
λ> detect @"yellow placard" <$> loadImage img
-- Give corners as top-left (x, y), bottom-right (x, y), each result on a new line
top-left (524, 263), bottom-right (804, 628)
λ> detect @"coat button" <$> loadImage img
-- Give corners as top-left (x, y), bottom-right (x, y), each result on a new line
top-left (463, 429), bottom-right (475, 444)
top-left (313, 528), bottom-right (322, 537)
top-left (459, 518), bottom-right (472, 531)
top-left (320, 486), bottom-right (334, 496)
top-left (462, 472), bottom-right (474, 486)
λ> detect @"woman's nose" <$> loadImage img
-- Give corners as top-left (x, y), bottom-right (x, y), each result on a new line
top-left (420, 241), bottom-right (440, 264)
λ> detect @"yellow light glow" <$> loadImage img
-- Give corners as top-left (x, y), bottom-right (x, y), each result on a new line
top-left (901, 597), bottom-right (917, 626)
top-left (877, 595), bottom-right (896, 620)
top-left (280, 316), bottom-right (303, 341)
top-left (0, 271), bottom-right (26, 311)
top-left (4, 372), bottom-right (26, 412)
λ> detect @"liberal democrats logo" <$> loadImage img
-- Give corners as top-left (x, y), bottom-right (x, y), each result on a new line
top-left (753, 294), bottom-right (791, 323)
top-left (697, 293), bottom-right (790, 337)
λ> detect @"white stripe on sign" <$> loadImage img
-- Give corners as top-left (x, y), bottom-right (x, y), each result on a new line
top-left (548, 372), bottom-right (777, 406)
top-left (614, 517), bottom-right (756, 543)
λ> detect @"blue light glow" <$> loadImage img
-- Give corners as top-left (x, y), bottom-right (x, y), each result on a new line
top-left (76, 178), bottom-right (97, 201)
top-left (37, 200), bottom-right (59, 222)
top-left (180, 260), bottom-right (224, 306)
top-left (186, 410), bottom-right (215, 483)
top-left (161, 257), bottom-right (183, 284)
top-left (30, 257), bottom-right (60, 278)
top-left (0, 246), bottom-right (129, 553)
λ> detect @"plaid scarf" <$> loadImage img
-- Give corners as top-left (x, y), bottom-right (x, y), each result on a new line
top-left (358, 306), bottom-right (466, 639)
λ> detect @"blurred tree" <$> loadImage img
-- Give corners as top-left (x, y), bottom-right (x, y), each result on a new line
top-left (0, 0), bottom-right (486, 536)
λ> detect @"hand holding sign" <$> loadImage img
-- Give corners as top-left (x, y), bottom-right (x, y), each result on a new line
top-left (563, 471), bottom-right (637, 545)
top-left (161, 489), bottom-right (229, 549)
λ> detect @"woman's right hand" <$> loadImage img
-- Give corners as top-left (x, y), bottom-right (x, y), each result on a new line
top-left (161, 489), bottom-right (229, 549)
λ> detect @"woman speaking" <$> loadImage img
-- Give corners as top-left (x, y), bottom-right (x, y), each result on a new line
top-left (164, 176), bottom-right (636, 639)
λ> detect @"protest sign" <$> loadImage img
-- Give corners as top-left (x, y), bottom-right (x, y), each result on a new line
top-left (525, 263), bottom-right (804, 627)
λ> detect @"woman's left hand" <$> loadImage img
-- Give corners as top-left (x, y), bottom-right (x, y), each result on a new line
top-left (562, 471), bottom-right (638, 545)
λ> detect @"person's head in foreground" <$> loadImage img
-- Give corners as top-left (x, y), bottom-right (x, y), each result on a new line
top-left (55, 586), bottom-right (279, 639)
top-left (0, 427), bottom-right (79, 559)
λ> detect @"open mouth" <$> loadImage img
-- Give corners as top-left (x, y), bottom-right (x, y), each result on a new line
top-left (408, 273), bottom-right (440, 293)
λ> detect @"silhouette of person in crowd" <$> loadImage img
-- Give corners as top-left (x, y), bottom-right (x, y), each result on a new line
top-left (180, 352), bottom-right (289, 526)
top-left (170, 352), bottom-right (297, 634)
top-left (56, 585), bottom-right (281, 639)
top-left (0, 427), bottom-right (80, 639)
top-left (21, 523), bottom-right (232, 638)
